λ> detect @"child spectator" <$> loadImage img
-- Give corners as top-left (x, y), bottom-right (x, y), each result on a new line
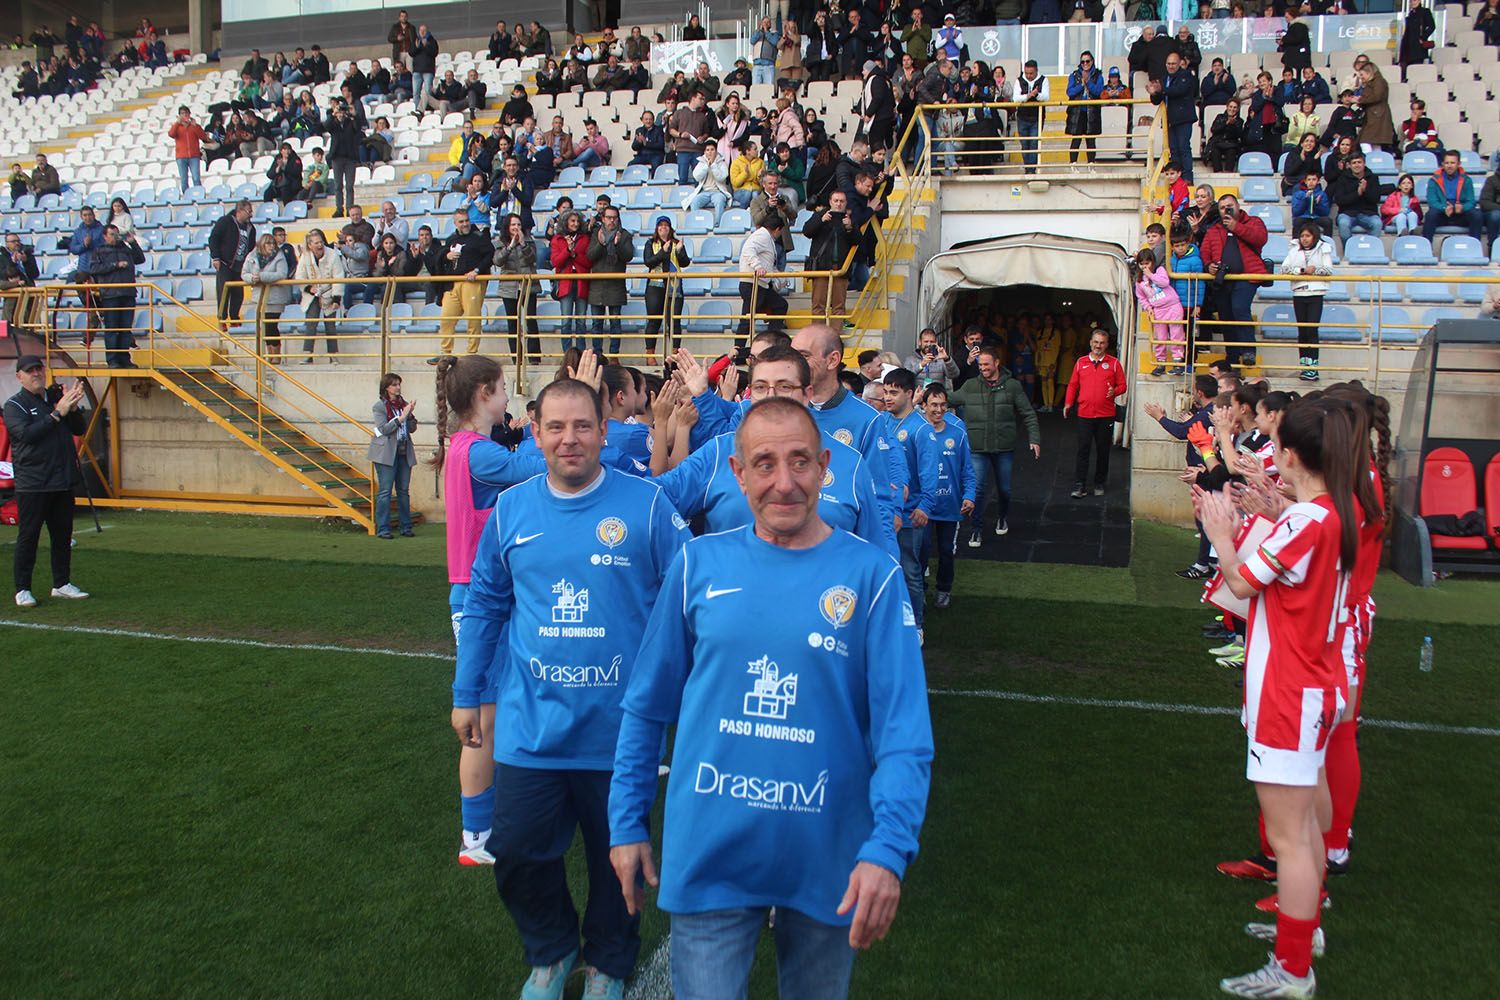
top-left (1381, 173), bottom-right (1422, 235)
top-left (1144, 222), bottom-right (1168, 268)
top-left (1290, 169), bottom-right (1334, 236)
top-left (1401, 99), bottom-right (1442, 154)
top-left (1134, 248), bottom-right (1186, 377)
top-left (1169, 222), bottom-right (1206, 355)
top-left (1153, 161), bottom-right (1190, 221)
top-left (1279, 221), bottom-right (1333, 381)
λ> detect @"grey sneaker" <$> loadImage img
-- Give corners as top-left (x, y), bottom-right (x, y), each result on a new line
top-left (995, 518), bottom-right (1009, 535)
top-left (15, 589), bottom-right (37, 608)
top-left (1219, 953), bottom-right (1316, 998)
top-left (50, 583), bottom-right (89, 599)
top-left (934, 591), bottom-right (951, 609)
top-left (1093, 485), bottom-right (1105, 496)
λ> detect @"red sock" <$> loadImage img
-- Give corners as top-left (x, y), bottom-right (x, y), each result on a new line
top-left (1258, 811), bottom-right (1275, 860)
top-left (1275, 912), bottom-right (1319, 977)
top-left (1324, 721), bottom-right (1361, 853)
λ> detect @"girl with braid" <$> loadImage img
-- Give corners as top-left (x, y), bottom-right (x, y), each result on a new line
top-left (430, 355), bottom-right (545, 866)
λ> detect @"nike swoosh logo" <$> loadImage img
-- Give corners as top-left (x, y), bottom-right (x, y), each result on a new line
top-left (705, 586), bottom-right (742, 600)
top-left (514, 532), bottom-right (544, 545)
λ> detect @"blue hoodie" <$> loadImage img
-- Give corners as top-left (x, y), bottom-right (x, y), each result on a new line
top-left (1170, 244), bottom-right (1205, 310)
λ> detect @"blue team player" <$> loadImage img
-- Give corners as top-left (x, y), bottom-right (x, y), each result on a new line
top-left (433, 355), bottom-right (547, 867)
top-left (609, 397), bottom-right (933, 1000)
top-left (674, 332), bottom-right (786, 452)
top-left (601, 364), bottom-right (653, 469)
top-left (881, 368), bottom-right (942, 644)
top-left (653, 345), bottom-right (896, 556)
top-left (452, 378), bottom-right (690, 1000)
top-left (918, 383), bottom-right (977, 610)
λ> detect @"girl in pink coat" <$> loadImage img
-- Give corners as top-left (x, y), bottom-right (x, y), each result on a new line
top-left (1133, 248), bottom-right (1186, 376)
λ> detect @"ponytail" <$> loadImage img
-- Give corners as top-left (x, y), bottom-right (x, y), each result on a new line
top-left (1277, 397), bottom-right (1360, 569)
top-left (429, 354), bottom-right (504, 471)
top-left (1324, 380), bottom-right (1394, 539)
top-left (429, 355), bottom-right (457, 471)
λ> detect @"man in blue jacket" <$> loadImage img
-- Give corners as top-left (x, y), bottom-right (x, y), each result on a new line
top-left (452, 378), bottom-right (689, 1000)
top-left (882, 367), bottom-right (941, 643)
top-left (609, 397), bottom-right (933, 1000)
top-left (1421, 151), bottom-right (1482, 243)
top-left (1151, 51), bottom-right (1198, 184)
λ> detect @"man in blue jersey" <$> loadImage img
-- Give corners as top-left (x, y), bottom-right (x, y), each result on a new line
top-left (452, 378), bottom-right (690, 1000)
top-left (792, 323), bottom-right (905, 534)
top-left (653, 345), bottom-right (897, 557)
top-left (920, 384), bottom-right (977, 609)
top-left (881, 368), bottom-right (941, 644)
top-left (609, 397), bottom-right (933, 1000)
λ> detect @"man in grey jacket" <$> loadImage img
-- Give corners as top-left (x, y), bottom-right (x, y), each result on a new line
top-left (587, 205), bottom-right (633, 354)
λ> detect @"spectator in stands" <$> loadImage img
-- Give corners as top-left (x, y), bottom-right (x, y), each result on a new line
top-left (12, 61), bottom-right (40, 101)
top-left (242, 234), bottom-right (291, 362)
top-left (1066, 52), bottom-right (1105, 165)
top-left (739, 214), bottom-right (790, 344)
top-left (1174, 24), bottom-right (1202, 75)
top-left (1200, 193), bottom-right (1268, 367)
top-left (167, 107), bottom-right (207, 194)
top-left (1015, 61), bottom-right (1049, 174)
top-left (338, 218), bottom-right (376, 310)
top-left (534, 58), bottom-right (565, 97)
top-left (457, 175), bottom-right (490, 231)
top-left (587, 206), bottom-right (632, 354)
top-left (592, 55), bottom-right (630, 94)
top-left (1291, 169), bottom-right (1334, 237)
top-left (1280, 130), bottom-right (1321, 196)
top-left (684, 62), bottom-right (722, 104)
top-left (1128, 25), bottom-right (1172, 85)
top-left (905, 328), bottom-right (959, 390)
top-left (7, 164), bottom-right (28, 201)
top-left (491, 157), bottom-right (533, 234)
top-left (1277, 8), bottom-right (1311, 75)
top-left (1332, 151), bottom-right (1391, 245)
top-left (862, 59), bottom-right (897, 152)
top-left (298, 148), bottom-right (328, 202)
top-left (751, 16), bottom-right (780, 88)
top-left (1296, 66), bottom-right (1331, 106)
top-left (1280, 220), bottom-right (1333, 381)
top-left (1480, 0), bottom-right (1500, 46)
top-left (1422, 150), bottom-right (1482, 243)
top-left (566, 119), bottom-right (611, 171)
top-left (623, 56), bottom-right (651, 96)
top-left (279, 51), bottom-right (302, 85)
top-left (388, 9), bottom-right (416, 65)
top-left (325, 102), bottom-right (362, 217)
top-left (749, 172), bottom-right (795, 268)
top-left (681, 13), bottom-right (706, 40)
top-left (806, 12), bottom-right (838, 82)
top-left (671, 91), bottom-right (715, 186)
top-left (449, 120), bottom-right (482, 186)
top-left (400, 224), bottom-right (441, 304)
top-left (1381, 173), bottom-right (1423, 236)
top-left (766, 140), bottom-right (806, 209)
top-left (29, 154), bottom-right (59, 198)
top-left (730, 141), bottom-right (765, 208)
top-left (1285, 96), bottom-right (1320, 160)
top-left (641, 218), bottom-right (689, 363)
top-left (526, 21), bottom-right (552, 57)
top-left (1398, 0), bottom-right (1436, 82)
top-left (1151, 51), bottom-right (1197, 184)
top-left (304, 45), bottom-right (332, 85)
top-left (498, 85), bottom-right (532, 127)
top-left (1323, 133), bottom-right (1357, 191)
top-left (265, 143), bottom-right (303, 205)
top-left (426, 69), bottom-right (462, 115)
top-left (486, 214), bottom-right (535, 362)
top-left (242, 48), bottom-right (269, 82)
top-left (67, 205), bottom-right (105, 281)
top-left (1, 234), bottom-right (40, 323)
top-left (1203, 99), bottom-right (1244, 173)
top-left (1243, 71), bottom-right (1285, 161)
top-left (804, 190), bottom-right (856, 326)
top-left (1479, 169), bottom-right (1500, 250)
top-left (714, 92), bottom-right (749, 161)
top-left (1401, 99), bottom-right (1442, 155)
top-left (359, 117), bottom-right (395, 164)
top-left (409, 24), bottom-right (438, 110)
top-left (432, 210), bottom-right (492, 356)
top-left (210, 200), bottom-right (256, 327)
top-left (565, 33), bottom-right (595, 65)
top-left (142, 32), bottom-right (168, 69)
top-left (1357, 63), bottom-right (1395, 152)
top-left (629, 111), bottom-right (666, 169)
top-left (552, 211), bottom-right (593, 350)
top-left (295, 228), bottom-right (344, 362)
top-left (84, 225), bottom-right (144, 368)
top-left (685, 142), bottom-right (733, 222)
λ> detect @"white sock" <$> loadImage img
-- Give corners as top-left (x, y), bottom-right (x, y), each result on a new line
top-left (462, 828), bottom-right (491, 849)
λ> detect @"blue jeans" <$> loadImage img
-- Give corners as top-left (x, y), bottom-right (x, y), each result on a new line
top-left (1220, 279), bottom-right (1259, 366)
top-left (570, 146), bottom-right (602, 170)
top-left (591, 303), bottom-right (621, 354)
top-left (411, 71), bottom-right (434, 108)
top-left (690, 190), bottom-right (729, 220)
top-left (753, 63), bottom-right (775, 86)
top-left (560, 295), bottom-right (588, 349)
top-left (1168, 121), bottom-right (1193, 183)
top-left (488, 764), bottom-right (640, 981)
top-left (177, 156), bottom-right (200, 192)
top-left (1337, 212), bottom-right (1382, 244)
top-left (1017, 117), bottom-right (1040, 170)
top-left (897, 524), bottom-right (927, 628)
top-left (676, 151), bottom-right (701, 186)
top-left (971, 450), bottom-right (1014, 529)
top-left (343, 281), bottom-right (379, 308)
top-left (731, 188), bottom-right (755, 208)
top-left (670, 906), bottom-right (856, 1000)
top-left (374, 451), bottom-right (412, 535)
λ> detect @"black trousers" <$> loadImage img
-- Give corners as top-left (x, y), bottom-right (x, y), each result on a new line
top-left (14, 490), bottom-right (74, 592)
top-left (736, 280), bottom-right (787, 347)
top-left (1074, 416), bottom-right (1114, 488)
top-left (643, 284), bottom-right (679, 355)
top-left (500, 295), bottom-right (541, 360)
top-left (99, 300), bottom-right (135, 366)
top-left (1294, 294), bottom-right (1324, 363)
top-left (216, 266), bottom-right (245, 322)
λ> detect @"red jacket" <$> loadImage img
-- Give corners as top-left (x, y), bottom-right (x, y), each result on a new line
top-left (168, 120), bottom-right (207, 159)
top-left (1064, 352), bottom-right (1127, 419)
top-left (1199, 211), bottom-right (1269, 277)
top-left (550, 233), bottom-right (591, 299)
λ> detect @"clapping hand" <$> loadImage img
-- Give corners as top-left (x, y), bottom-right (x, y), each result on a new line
top-left (568, 347), bottom-right (602, 389)
top-left (718, 362), bottom-right (741, 400)
top-left (651, 378), bottom-right (682, 425)
top-left (672, 347), bottom-right (709, 396)
top-left (56, 380), bottom-right (86, 414)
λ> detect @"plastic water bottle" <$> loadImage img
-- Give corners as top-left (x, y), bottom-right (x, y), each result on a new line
top-left (1419, 636), bottom-right (1434, 673)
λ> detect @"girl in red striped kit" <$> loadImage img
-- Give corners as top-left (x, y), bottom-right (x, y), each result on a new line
top-left (1199, 395), bottom-right (1379, 998)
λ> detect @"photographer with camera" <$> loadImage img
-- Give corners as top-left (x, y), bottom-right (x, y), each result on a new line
top-left (904, 328), bottom-right (959, 392)
top-left (748, 172), bottom-right (795, 269)
top-left (804, 190), bottom-right (856, 328)
top-left (324, 100), bottom-right (362, 217)
top-left (5, 356), bottom-right (90, 608)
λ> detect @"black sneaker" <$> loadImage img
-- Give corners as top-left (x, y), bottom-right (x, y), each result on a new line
top-left (1203, 625), bottom-right (1236, 640)
top-left (1177, 564), bottom-right (1213, 580)
top-left (967, 530), bottom-right (982, 548)
top-left (1069, 484), bottom-right (1088, 499)
top-left (1325, 854), bottom-right (1351, 877)
top-left (995, 518), bottom-right (1008, 536)
top-left (1093, 485), bottom-right (1105, 496)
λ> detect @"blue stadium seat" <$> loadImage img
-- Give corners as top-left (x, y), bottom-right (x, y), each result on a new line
top-left (280, 304), bottom-right (305, 325)
top-left (407, 192), bottom-right (437, 215)
top-left (1262, 234), bottom-right (1290, 262)
top-left (42, 256), bottom-right (71, 278)
top-left (1237, 153), bottom-right (1273, 176)
top-left (148, 206), bottom-right (174, 227)
top-left (173, 277), bottom-right (204, 302)
top-left (183, 250), bottom-right (212, 273)
top-left (686, 298), bottom-right (734, 332)
top-left (555, 166), bottom-right (586, 187)
top-left (1457, 270), bottom-right (1490, 304)
top-left (677, 210), bottom-right (712, 235)
top-left (1342, 235), bottom-right (1388, 266)
top-left (1239, 178), bottom-right (1279, 203)
top-left (1393, 236), bottom-right (1438, 266)
top-left (651, 163), bottom-right (678, 184)
top-left (400, 172), bottom-right (433, 193)
top-left (628, 187), bottom-right (661, 209)
top-left (621, 299), bottom-right (647, 332)
top-left (37, 193), bottom-right (60, 210)
top-left (1259, 303), bottom-right (1297, 341)
top-left (343, 303), bottom-right (380, 333)
top-left (533, 298), bottom-right (562, 336)
top-left (437, 191), bottom-right (464, 214)
top-left (697, 236), bottom-right (734, 263)
top-left (1258, 279), bottom-right (1294, 302)
top-left (1365, 150), bottom-right (1396, 177)
top-left (405, 303), bottom-right (443, 334)
top-left (789, 234), bottom-right (811, 264)
top-left (713, 277), bottom-right (740, 297)
top-left (1324, 279), bottom-right (1351, 303)
top-left (1321, 305), bottom-right (1362, 343)
top-left (1401, 151), bottom-right (1439, 176)
top-left (719, 209), bottom-right (753, 234)
top-left (252, 202), bottom-right (276, 223)
top-left (1420, 307), bottom-right (1467, 327)
top-left (207, 184), bottom-right (233, 202)
top-left (387, 302), bottom-right (414, 328)
top-left (12, 193), bottom-right (35, 212)
top-left (1440, 236), bottom-right (1487, 266)
top-left (183, 227), bottom-right (210, 249)
top-left (582, 166), bottom-right (617, 188)
top-left (680, 276), bottom-right (714, 296)
top-left (1374, 306), bottom-right (1417, 344)
top-left (1404, 275), bottom-right (1450, 303)
top-left (1244, 204), bottom-right (1284, 232)
top-left (1459, 151), bottom-right (1486, 176)
top-left (619, 164), bottom-right (652, 187)
top-left (532, 189), bottom-right (561, 213)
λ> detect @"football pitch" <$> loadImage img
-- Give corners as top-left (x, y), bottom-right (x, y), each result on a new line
top-left (3, 513), bottom-right (1497, 999)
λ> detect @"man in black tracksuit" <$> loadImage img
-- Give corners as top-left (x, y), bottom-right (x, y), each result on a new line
top-left (4, 356), bottom-right (90, 607)
top-left (209, 200), bottom-right (256, 325)
top-left (84, 225), bottom-right (146, 367)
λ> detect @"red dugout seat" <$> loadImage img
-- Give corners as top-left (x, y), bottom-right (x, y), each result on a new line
top-left (1486, 454), bottom-right (1500, 551)
top-left (1421, 447), bottom-right (1488, 550)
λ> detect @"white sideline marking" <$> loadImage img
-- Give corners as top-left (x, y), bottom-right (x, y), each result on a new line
top-left (1, 620), bottom-right (1495, 737)
top-left (624, 934), bottom-right (671, 1000)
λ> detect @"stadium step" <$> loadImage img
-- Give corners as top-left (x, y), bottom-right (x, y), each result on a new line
top-left (34, 63), bottom-right (221, 158)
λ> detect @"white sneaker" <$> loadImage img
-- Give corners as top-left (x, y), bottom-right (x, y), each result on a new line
top-left (1245, 922), bottom-right (1326, 958)
top-left (1219, 953), bottom-right (1317, 998)
top-left (50, 583), bottom-right (89, 599)
top-left (457, 832), bottom-right (495, 866)
top-left (916, 627), bottom-right (924, 647)
top-left (15, 590), bottom-right (37, 608)
top-left (995, 518), bottom-right (1009, 536)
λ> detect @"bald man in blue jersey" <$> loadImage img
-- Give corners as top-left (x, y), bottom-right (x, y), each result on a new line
top-left (609, 397), bottom-right (933, 1000)
top-left (453, 378), bottom-right (689, 1000)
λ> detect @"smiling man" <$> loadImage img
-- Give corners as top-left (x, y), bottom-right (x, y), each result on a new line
top-left (609, 396), bottom-right (933, 1000)
top-left (451, 377), bottom-right (688, 1000)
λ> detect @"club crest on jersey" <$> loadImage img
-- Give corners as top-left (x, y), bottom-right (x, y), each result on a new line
top-left (818, 585), bottom-right (857, 629)
top-left (945, 438), bottom-right (955, 449)
top-left (596, 516), bottom-right (628, 549)
top-left (671, 512), bottom-right (689, 531)
top-left (822, 468), bottom-right (835, 488)
top-left (897, 428), bottom-right (908, 442)
top-left (833, 428), bottom-right (853, 446)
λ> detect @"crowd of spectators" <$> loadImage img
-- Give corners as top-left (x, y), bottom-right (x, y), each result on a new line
top-left (8, 16), bottom-right (179, 102)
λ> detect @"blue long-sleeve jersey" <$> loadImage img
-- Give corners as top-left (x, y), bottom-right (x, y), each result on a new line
top-left (812, 388), bottom-right (904, 528)
top-left (688, 390), bottom-right (749, 451)
top-left (890, 410), bottom-right (941, 519)
top-left (468, 436), bottom-right (547, 509)
top-left (609, 526), bottom-right (933, 924)
top-left (928, 418), bottom-right (977, 521)
top-left (453, 468), bottom-right (690, 768)
top-left (654, 429), bottom-right (897, 557)
top-left (607, 418), bottom-right (652, 469)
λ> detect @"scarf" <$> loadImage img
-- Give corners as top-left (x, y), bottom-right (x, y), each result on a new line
top-left (385, 395), bottom-right (409, 442)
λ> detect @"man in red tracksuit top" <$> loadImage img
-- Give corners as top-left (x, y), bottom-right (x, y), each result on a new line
top-left (1063, 328), bottom-right (1127, 498)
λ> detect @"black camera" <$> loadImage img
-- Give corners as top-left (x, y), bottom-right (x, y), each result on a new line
top-left (733, 345), bottom-right (752, 365)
